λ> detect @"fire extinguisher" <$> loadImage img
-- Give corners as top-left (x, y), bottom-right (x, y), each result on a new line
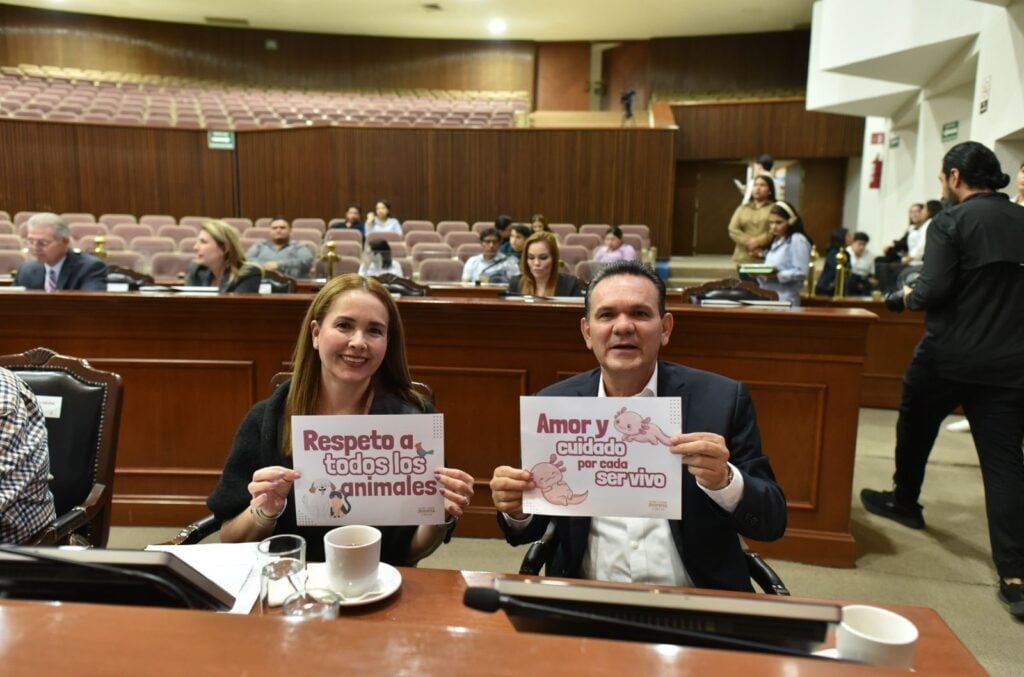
top-left (869, 154), bottom-right (883, 189)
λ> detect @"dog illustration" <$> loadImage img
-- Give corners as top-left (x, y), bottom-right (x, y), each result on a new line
top-left (301, 478), bottom-right (333, 520)
top-left (530, 454), bottom-right (588, 506)
top-left (613, 407), bottom-right (672, 446)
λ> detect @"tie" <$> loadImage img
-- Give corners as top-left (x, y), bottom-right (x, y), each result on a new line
top-left (45, 268), bottom-right (57, 292)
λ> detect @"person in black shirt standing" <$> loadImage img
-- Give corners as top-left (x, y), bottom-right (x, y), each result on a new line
top-left (861, 141), bottom-right (1024, 620)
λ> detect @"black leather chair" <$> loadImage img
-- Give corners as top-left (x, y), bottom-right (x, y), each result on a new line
top-left (0, 347), bottom-right (122, 547)
top-left (376, 273), bottom-right (430, 296)
top-left (106, 264), bottom-right (155, 290)
top-left (519, 521), bottom-right (790, 595)
top-left (682, 278), bottom-right (780, 305)
top-left (261, 268), bottom-right (297, 293)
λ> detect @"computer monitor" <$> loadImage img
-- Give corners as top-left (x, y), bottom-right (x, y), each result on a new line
top-left (0, 546), bottom-right (235, 611)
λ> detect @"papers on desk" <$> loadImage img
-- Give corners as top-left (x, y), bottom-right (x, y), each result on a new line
top-left (700, 299), bottom-right (791, 308)
top-left (146, 542), bottom-right (260, 614)
top-left (0, 285), bottom-right (27, 292)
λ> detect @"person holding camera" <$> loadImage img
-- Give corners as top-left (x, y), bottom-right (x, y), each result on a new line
top-left (861, 141), bottom-right (1024, 620)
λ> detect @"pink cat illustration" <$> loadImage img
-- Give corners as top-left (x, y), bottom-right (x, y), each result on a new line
top-left (530, 454), bottom-right (588, 506)
top-left (613, 407), bottom-right (672, 446)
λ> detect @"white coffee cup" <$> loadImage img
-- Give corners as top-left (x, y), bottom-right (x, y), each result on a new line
top-left (836, 604), bottom-right (918, 668)
top-left (324, 525), bottom-right (381, 599)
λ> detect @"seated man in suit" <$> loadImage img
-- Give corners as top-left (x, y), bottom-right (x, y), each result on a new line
top-left (489, 260), bottom-right (787, 592)
top-left (0, 367), bottom-right (57, 543)
top-left (15, 213), bottom-right (107, 291)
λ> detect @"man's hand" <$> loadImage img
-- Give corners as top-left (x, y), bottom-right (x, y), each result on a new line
top-left (489, 466), bottom-right (534, 520)
top-left (669, 433), bottom-right (732, 490)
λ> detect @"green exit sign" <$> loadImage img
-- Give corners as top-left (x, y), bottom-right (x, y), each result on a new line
top-left (207, 130), bottom-right (236, 150)
top-left (941, 121), bottom-right (959, 143)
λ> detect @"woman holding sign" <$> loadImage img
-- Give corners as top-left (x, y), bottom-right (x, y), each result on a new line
top-left (207, 274), bottom-right (475, 562)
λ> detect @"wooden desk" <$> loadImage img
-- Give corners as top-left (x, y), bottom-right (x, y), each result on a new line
top-left (803, 297), bottom-right (924, 409)
top-left (0, 567), bottom-right (984, 675)
top-left (0, 292), bottom-right (874, 566)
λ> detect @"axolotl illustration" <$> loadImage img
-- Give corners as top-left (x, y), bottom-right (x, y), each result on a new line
top-left (613, 407), bottom-right (672, 446)
top-left (530, 454), bottom-right (588, 506)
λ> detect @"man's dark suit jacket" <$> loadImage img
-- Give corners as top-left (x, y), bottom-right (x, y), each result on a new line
top-left (498, 361), bottom-right (787, 592)
top-left (14, 251), bottom-right (108, 291)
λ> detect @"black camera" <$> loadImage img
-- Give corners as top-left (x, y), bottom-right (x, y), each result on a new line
top-left (885, 270), bottom-right (920, 312)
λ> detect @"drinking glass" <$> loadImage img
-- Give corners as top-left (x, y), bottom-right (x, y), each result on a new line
top-left (283, 588), bottom-right (341, 621)
top-left (256, 534), bottom-right (306, 614)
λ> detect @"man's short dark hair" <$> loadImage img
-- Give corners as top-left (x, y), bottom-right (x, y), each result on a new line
top-left (495, 215), bottom-right (513, 231)
top-left (271, 214), bottom-right (288, 223)
top-left (852, 232), bottom-right (870, 244)
top-left (584, 260), bottom-right (666, 318)
top-left (510, 224), bottom-right (531, 238)
top-left (758, 154), bottom-right (774, 172)
top-left (479, 227), bottom-right (500, 241)
top-left (925, 200), bottom-right (944, 219)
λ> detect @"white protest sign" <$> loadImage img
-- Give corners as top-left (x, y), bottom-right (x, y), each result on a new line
top-left (520, 397), bottom-right (683, 519)
top-left (290, 413), bottom-right (445, 527)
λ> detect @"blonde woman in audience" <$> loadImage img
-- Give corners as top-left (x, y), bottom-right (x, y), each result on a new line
top-left (592, 226), bottom-right (637, 262)
top-left (208, 274), bottom-right (474, 562)
top-left (507, 231), bottom-right (582, 297)
top-left (187, 220), bottom-right (262, 292)
top-left (365, 199), bottom-right (403, 235)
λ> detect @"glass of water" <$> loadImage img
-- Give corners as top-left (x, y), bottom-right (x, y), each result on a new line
top-left (283, 588), bottom-right (340, 621)
top-left (256, 534), bottom-right (306, 614)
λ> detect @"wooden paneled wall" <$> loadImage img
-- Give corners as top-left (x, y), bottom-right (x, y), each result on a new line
top-left (651, 31), bottom-right (811, 94)
top-left (672, 100), bottom-right (865, 160)
top-left (534, 43), bottom-right (592, 111)
top-left (0, 120), bottom-right (676, 250)
top-left (0, 4), bottom-right (535, 92)
top-left (0, 120), bottom-right (237, 218)
top-left (236, 127), bottom-right (676, 243)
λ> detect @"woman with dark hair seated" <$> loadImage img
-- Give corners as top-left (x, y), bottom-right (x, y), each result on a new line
top-left (814, 227), bottom-right (851, 296)
top-left (757, 201), bottom-right (812, 306)
top-left (593, 226), bottom-right (637, 262)
top-left (507, 231), bottom-right (582, 297)
top-left (359, 239), bottom-right (403, 277)
top-left (186, 220), bottom-right (262, 292)
top-left (208, 274), bottom-right (474, 562)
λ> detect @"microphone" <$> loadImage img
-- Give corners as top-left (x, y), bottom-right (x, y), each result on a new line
top-left (462, 586), bottom-right (838, 660)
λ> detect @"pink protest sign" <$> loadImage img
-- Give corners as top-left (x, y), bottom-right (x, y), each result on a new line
top-left (520, 397), bottom-right (683, 518)
top-left (290, 414), bottom-right (445, 526)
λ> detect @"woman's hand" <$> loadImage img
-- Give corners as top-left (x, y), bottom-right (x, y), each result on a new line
top-left (248, 466), bottom-right (301, 517)
top-left (434, 467), bottom-right (475, 519)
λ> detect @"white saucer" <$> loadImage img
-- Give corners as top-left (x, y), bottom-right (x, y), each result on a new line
top-left (307, 562), bottom-right (402, 607)
top-left (813, 648), bottom-right (840, 659)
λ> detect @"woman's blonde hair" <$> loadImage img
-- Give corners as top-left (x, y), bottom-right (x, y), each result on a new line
top-left (520, 231), bottom-right (561, 296)
top-left (282, 274), bottom-right (428, 455)
top-left (201, 220), bottom-right (254, 284)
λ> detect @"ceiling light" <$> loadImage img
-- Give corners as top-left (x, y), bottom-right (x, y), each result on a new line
top-left (488, 18), bottom-right (507, 35)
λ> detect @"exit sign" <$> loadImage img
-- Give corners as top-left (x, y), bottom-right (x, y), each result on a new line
top-left (207, 130), bottom-right (236, 150)
top-left (941, 121), bottom-right (959, 143)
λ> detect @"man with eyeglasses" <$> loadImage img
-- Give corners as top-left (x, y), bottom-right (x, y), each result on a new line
top-left (461, 227), bottom-right (517, 284)
top-left (15, 213), bottom-right (107, 291)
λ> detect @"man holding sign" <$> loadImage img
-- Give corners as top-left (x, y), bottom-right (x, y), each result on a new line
top-left (490, 260), bottom-right (786, 592)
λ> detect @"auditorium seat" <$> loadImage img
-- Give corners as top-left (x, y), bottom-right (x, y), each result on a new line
top-left (0, 221), bottom-right (15, 236)
top-left (410, 242), bottom-right (454, 270)
top-left (564, 233), bottom-right (602, 251)
top-left (178, 237), bottom-right (197, 252)
top-left (324, 229), bottom-right (362, 245)
top-left (0, 233), bottom-right (22, 250)
top-left (327, 241), bottom-right (362, 259)
top-left (292, 218), bottom-right (326, 233)
top-left (401, 220), bottom-right (434, 234)
top-left (559, 245), bottom-right (590, 269)
top-left (405, 231), bottom-right (442, 248)
top-left (254, 217), bottom-right (272, 229)
top-left (313, 255), bottom-right (360, 277)
top-left (105, 250), bottom-right (144, 272)
top-left (0, 210), bottom-right (10, 223)
top-left (575, 260), bottom-right (610, 285)
top-left (0, 250), bottom-right (25, 275)
top-left (471, 221), bottom-right (493, 235)
top-left (290, 228), bottom-right (323, 246)
top-left (77, 234), bottom-right (126, 253)
top-left (388, 242), bottom-right (408, 259)
top-left (156, 224), bottom-right (198, 244)
top-left (579, 224), bottom-right (610, 237)
top-left (443, 231), bottom-right (479, 249)
top-left (455, 243), bottom-right (482, 262)
top-left (130, 236), bottom-right (177, 266)
top-left (139, 215), bottom-right (175, 228)
top-left (149, 252), bottom-right (196, 278)
top-left (245, 227), bottom-right (272, 241)
top-left (14, 211), bottom-right (37, 227)
top-left (549, 224), bottom-right (577, 239)
top-left (98, 213), bottom-right (137, 227)
top-left (61, 212), bottom-right (96, 224)
top-left (619, 224), bottom-right (651, 249)
top-left (418, 258), bottom-right (463, 283)
top-left (366, 231), bottom-right (402, 245)
top-left (622, 234), bottom-right (644, 254)
top-left (221, 217), bottom-right (252, 232)
top-left (111, 223), bottom-right (156, 245)
top-left (68, 223), bottom-right (106, 240)
top-left (179, 216), bottom-right (210, 228)
top-left (436, 221), bottom-right (469, 237)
